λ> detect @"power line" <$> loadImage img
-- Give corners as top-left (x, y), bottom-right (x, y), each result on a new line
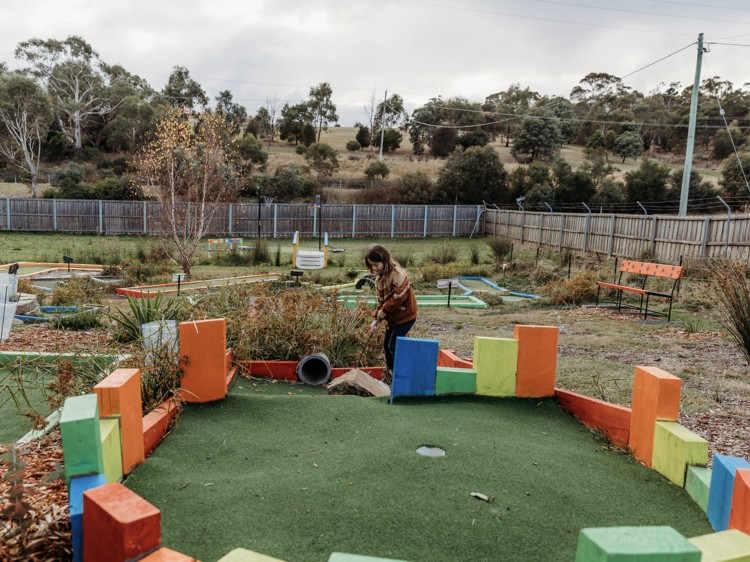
top-left (646, 0), bottom-right (750, 12)
top-left (526, 0), bottom-right (750, 25)
top-left (396, 0), bottom-right (696, 37)
top-left (705, 42), bottom-right (750, 47)
top-left (620, 42), bottom-right (697, 79)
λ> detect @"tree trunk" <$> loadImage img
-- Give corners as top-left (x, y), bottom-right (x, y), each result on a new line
top-left (31, 172), bottom-right (37, 199)
top-left (74, 111), bottom-right (82, 150)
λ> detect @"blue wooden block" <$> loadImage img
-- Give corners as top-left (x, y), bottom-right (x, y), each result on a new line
top-left (707, 453), bottom-right (750, 532)
top-left (390, 337), bottom-right (439, 401)
top-left (69, 474), bottom-right (107, 562)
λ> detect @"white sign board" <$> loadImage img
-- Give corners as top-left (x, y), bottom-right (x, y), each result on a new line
top-left (437, 278), bottom-right (459, 289)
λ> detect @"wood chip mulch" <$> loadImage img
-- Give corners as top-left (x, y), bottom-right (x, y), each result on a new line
top-left (0, 325), bottom-right (120, 353)
top-left (679, 412), bottom-right (750, 468)
top-left (0, 429), bottom-right (70, 562)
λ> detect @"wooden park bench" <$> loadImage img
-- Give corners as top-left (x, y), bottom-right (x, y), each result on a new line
top-left (596, 260), bottom-right (683, 322)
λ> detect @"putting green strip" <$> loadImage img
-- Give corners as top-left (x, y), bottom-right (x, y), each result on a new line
top-left (337, 295), bottom-right (487, 309)
top-left (125, 384), bottom-right (712, 562)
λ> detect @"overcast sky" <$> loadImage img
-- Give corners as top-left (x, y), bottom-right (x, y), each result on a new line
top-left (2, 0), bottom-right (749, 125)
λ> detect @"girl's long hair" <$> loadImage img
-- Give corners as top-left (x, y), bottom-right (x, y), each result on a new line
top-left (364, 244), bottom-right (398, 277)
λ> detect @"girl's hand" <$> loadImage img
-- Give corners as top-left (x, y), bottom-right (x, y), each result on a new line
top-left (377, 309), bottom-right (386, 320)
top-left (370, 320), bottom-right (379, 333)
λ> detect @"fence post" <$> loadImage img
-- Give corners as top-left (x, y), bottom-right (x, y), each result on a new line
top-left (537, 213), bottom-right (543, 250)
top-left (53, 199), bottom-right (57, 232)
top-left (143, 201), bottom-right (147, 234)
top-left (229, 204), bottom-right (233, 235)
top-left (452, 205), bottom-right (457, 237)
top-left (558, 213), bottom-right (565, 252)
top-left (494, 210), bottom-right (497, 237)
top-left (607, 214), bottom-right (615, 258)
top-left (312, 206), bottom-right (317, 238)
top-left (583, 214), bottom-right (590, 253)
top-left (5, 198), bottom-right (9, 230)
top-left (700, 216), bottom-right (710, 257)
top-left (391, 205), bottom-right (395, 237)
top-left (274, 204), bottom-right (278, 238)
top-left (650, 216), bottom-right (658, 253)
top-left (352, 205), bottom-right (356, 238)
top-left (520, 209), bottom-right (525, 244)
top-left (98, 200), bottom-right (103, 233)
top-left (505, 211), bottom-right (509, 238)
top-left (423, 205), bottom-right (428, 237)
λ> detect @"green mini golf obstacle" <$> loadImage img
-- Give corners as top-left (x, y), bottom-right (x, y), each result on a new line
top-left (336, 294), bottom-right (487, 309)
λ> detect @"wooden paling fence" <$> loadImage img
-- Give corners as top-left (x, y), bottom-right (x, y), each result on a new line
top-left (0, 199), bottom-right (484, 239)
top-left (486, 208), bottom-right (750, 263)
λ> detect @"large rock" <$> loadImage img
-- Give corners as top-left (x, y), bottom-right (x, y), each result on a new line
top-left (16, 293), bottom-right (38, 316)
top-left (327, 369), bottom-right (391, 397)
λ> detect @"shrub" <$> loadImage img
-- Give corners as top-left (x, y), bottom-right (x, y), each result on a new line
top-left (468, 244), bottom-right (482, 265)
top-left (436, 146), bottom-right (508, 204)
top-left (364, 160), bottom-right (389, 180)
top-left (486, 237), bottom-right (513, 264)
top-left (355, 126), bottom-right (371, 149)
top-left (397, 171), bottom-right (436, 204)
top-left (107, 292), bottom-right (184, 343)
top-left (713, 261), bottom-right (750, 366)
top-left (719, 153), bottom-right (750, 197)
top-left (426, 240), bottom-right (458, 265)
top-left (51, 308), bottom-right (104, 331)
top-left (252, 239), bottom-right (271, 265)
top-left (112, 157), bottom-right (131, 176)
top-left (295, 144), bottom-right (307, 155)
top-left (430, 127), bottom-right (457, 157)
top-left (541, 271), bottom-right (598, 305)
top-left (300, 178), bottom-right (316, 198)
top-left (50, 278), bottom-right (107, 306)
top-left (624, 159), bottom-right (670, 202)
top-left (391, 249), bottom-right (414, 268)
top-left (371, 129), bottom-right (402, 153)
top-left (272, 165), bottom-right (304, 201)
top-left (305, 143), bottom-right (340, 177)
top-left (346, 140), bottom-right (361, 152)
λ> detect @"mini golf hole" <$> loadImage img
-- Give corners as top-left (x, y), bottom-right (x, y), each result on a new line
top-left (417, 446), bottom-right (445, 457)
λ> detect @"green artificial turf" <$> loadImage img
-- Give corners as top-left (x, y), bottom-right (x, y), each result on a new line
top-left (125, 380), bottom-right (712, 562)
top-left (0, 369), bottom-right (51, 444)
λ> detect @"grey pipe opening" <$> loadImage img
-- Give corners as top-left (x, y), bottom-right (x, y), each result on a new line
top-left (297, 353), bottom-right (331, 385)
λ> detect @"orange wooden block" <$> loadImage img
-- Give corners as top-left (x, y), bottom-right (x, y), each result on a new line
top-left (729, 468), bottom-right (750, 535)
top-left (83, 482), bottom-right (160, 562)
top-left (556, 389), bottom-right (631, 449)
top-left (94, 369), bottom-right (145, 474)
top-left (142, 547), bottom-right (195, 562)
top-left (438, 349), bottom-right (456, 368)
top-left (180, 319), bottom-right (227, 403)
top-left (514, 325), bottom-right (558, 397)
top-left (628, 366), bottom-right (681, 467)
top-left (142, 399), bottom-right (178, 457)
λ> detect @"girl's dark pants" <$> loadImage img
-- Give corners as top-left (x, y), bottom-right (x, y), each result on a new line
top-left (383, 318), bottom-right (417, 373)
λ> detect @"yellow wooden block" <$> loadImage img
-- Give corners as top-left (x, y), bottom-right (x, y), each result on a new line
top-left (217, 548), bottom-right (288, 562)
top-left (652, 421), bottom-right (708, 487)
top-left (473, 337), bottom-right (518, 397)
top-left (99, 418), bottom-right (123, 484)
top-left (688, 529), bottom-right (750, 562)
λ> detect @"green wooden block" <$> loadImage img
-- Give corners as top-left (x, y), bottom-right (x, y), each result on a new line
top-left (473, 337), bottom-right (517, 397)
top-left (685, 466), bottom-right (712, 513)
top-left (59, 394), bottom-right (104, 483)
top-left (652, 421), bottom-right (709, 487)
top-left (435, 367), bottom-right (476, 394)
top-left (688, 529), bottom-right (750, 562)
top-left (217, 548), bottom-right (288, 562)
top-left (329, 554), bottom-right (409, 562)
top-left (99, 418), bottom-right (123, 484)
top-left (576, 526), bottom-right (701, 562)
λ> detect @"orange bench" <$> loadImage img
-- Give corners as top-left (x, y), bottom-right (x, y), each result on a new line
top-left (596, 260), bottom-right (683, 322)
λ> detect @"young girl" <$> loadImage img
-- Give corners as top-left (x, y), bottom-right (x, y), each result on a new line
top-left (365, 245), bottom-right (418, 375)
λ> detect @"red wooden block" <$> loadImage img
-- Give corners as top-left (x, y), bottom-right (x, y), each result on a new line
top-left (141, 547), bottom-right (195, 562)
top-left (94, 369), bottom-right (145, 474)
top-left (142, 399), bottom-right (178, 457)
top-left (556, 389), bottom-right (631, 449)
top-left (515, 325), bottom-right (558, 397)
top-left (729, 468), bottom-right (750, 534)
top-left (241, 360), bottom-right (298, 381)
top-left (180, 319), bottom-right (227, 403)
top-left (83, 483), bottom-right (160, 562)
top-left (438, 349), bottom-right (457, 368)
top-left (629, 366), bottom-right (681, 467)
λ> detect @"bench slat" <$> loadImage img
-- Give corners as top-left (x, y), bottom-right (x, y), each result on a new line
top-left (620, 260), bottom-right (683, 280)
top-left (597, 282), bottom-right (646, 295)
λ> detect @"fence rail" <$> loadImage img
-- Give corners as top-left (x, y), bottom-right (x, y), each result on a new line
top-left (0, 198), bottom-right (484, 238)
top-left (486, 208), bottom-right (750, 263)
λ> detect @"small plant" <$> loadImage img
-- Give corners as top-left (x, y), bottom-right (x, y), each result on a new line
top-left (252, 238), bottom-right (271, 265)
top-left (468, 244), bottom-right (482, 265)
top-left (364, 160), bottom-right (390, 180)
top-left (682, 316), bottom-right (703, 333)
top-left (50, 308), bottom-right (104, 331)
top-left (541, 271), bottom-right (598, 305)
top-left (391, 249), bottom-right (414, 268)
top-left (274, 245), bottom-right (282, 266)
top-left (346, 140), bottom-right (361, 152)
top-left (713, 260), bottom-right (750, 366)
top-left (426, 240), bottom-right (458, 265)
top-left (295, 144), bottom-right (307, 155)
top-left (486, 237), bottom-right (512, 265)
top-left (107, 292), bottom-right (183, 343)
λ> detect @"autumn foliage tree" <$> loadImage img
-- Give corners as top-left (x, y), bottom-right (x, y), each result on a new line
top-left (137, 108), bottom-right (241, 274)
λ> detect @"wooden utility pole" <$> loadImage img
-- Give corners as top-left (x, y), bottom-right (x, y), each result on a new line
top-left (679, 33), bottom-right (704, 217)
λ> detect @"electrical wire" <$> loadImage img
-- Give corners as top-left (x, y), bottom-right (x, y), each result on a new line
top-left (646, 0), bottom-right (750, 12)
top-left (395, 0), bottom-right (696, 37)
top-left (620, 42), bottom-right (697, 79)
